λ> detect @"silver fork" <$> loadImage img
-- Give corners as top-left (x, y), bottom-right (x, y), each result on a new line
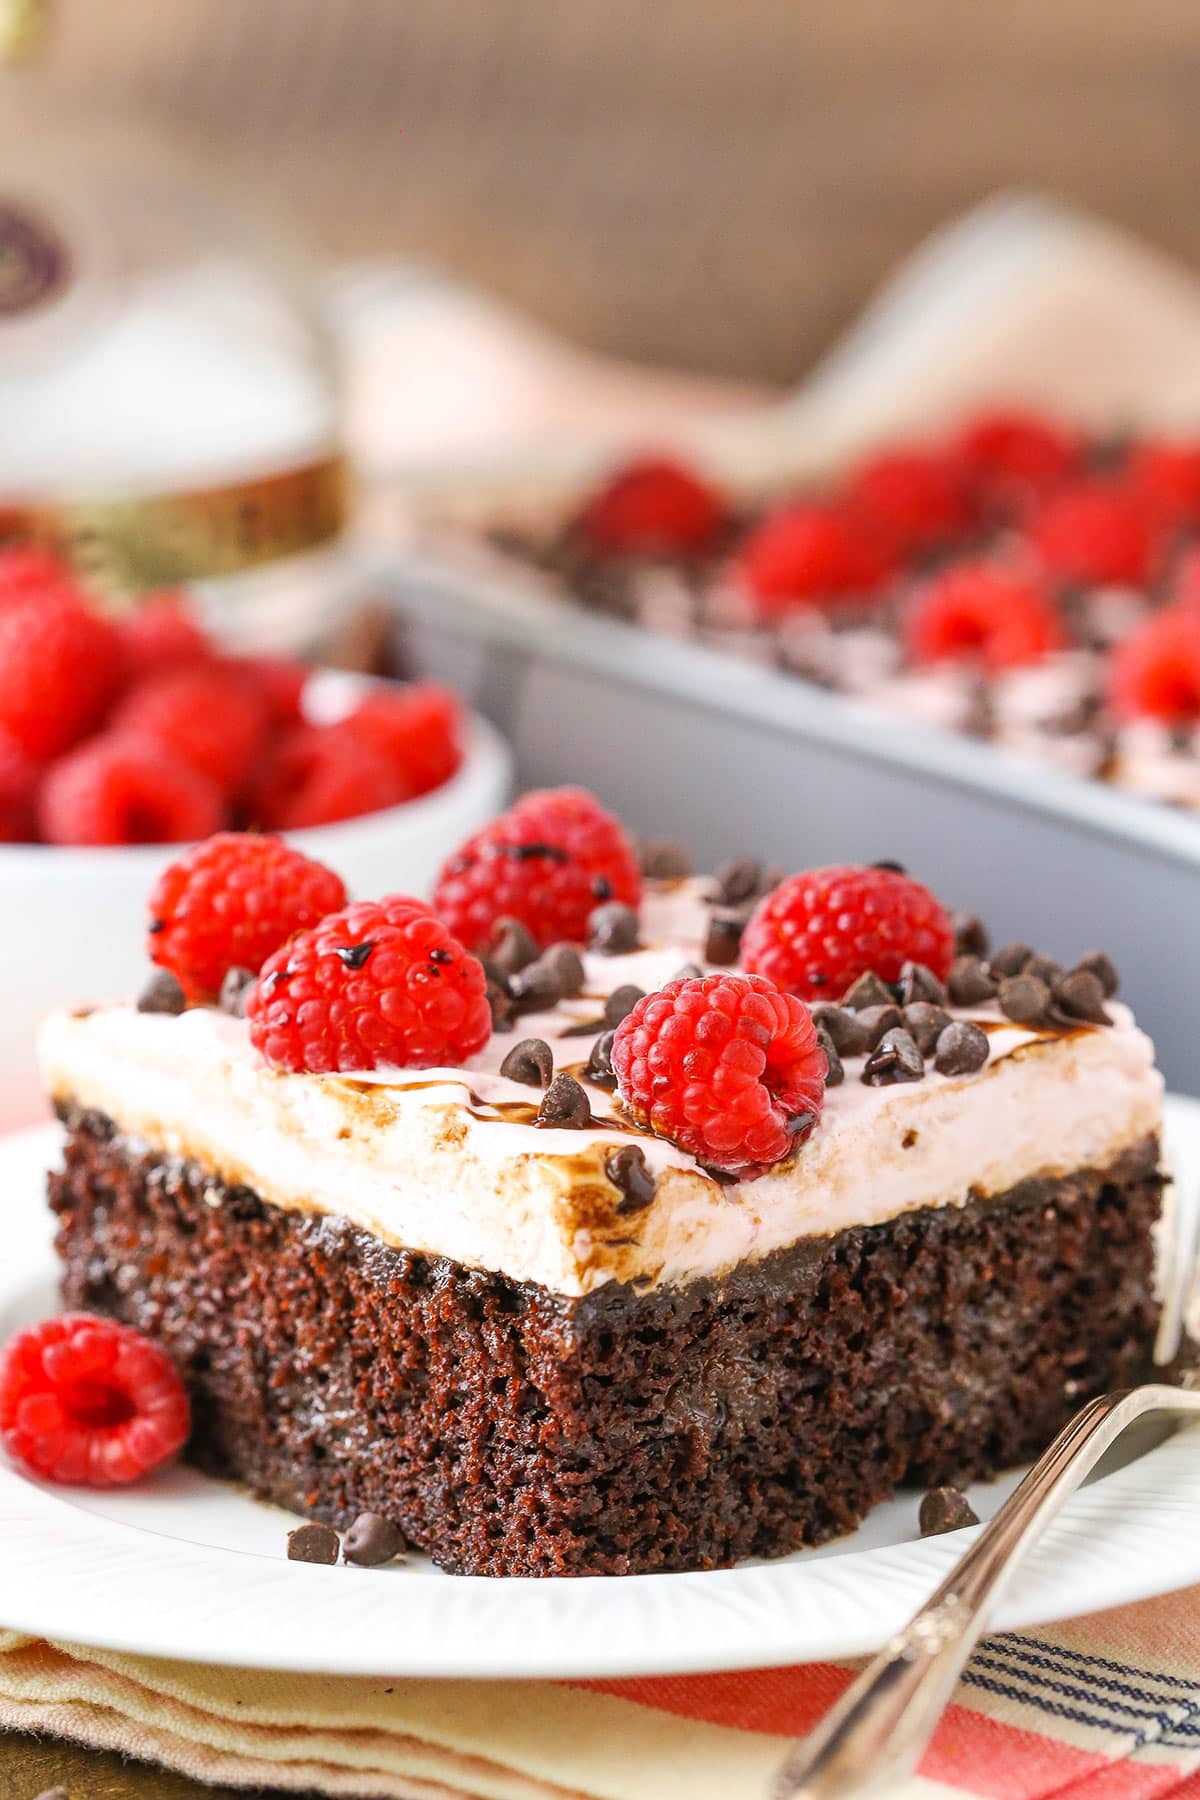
top-left (771, 1174), bottom-right (1200, 1800)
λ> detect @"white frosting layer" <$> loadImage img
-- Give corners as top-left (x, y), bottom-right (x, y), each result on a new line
top-left (38, 881), bottom-right (1163, 1298)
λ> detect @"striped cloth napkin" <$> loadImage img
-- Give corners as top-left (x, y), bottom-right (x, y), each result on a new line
top-left (2, 1587), bottom-right (1200, 1799)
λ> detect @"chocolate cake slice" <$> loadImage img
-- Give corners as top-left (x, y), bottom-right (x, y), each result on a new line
top-left (38, 879), bottom-right (1165, 1577)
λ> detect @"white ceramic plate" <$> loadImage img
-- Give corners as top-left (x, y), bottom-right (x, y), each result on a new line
top-left (2, 1109), bottom-right (1198, 1680)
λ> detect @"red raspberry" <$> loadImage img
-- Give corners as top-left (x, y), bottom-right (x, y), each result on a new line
top-left (0, 544), bottom-right (78, 607)
top-left (577, 455), bottom-right (726, 556)
top-left (231, 655), bottom-right (309, 727)
top-left (742, 864), bottom-right (954, 1002)
top-left (1030, 481), bottom-right (1155, 588)
top-left (1172, 544), bottom-right (1200, 617)
top-left (148, 831), bottom-right (349, 1001)
top-left (39, 735), bottom-right (225, 847)
top-left (951, 410), bottom-right (1080, 507)
top-left (0, 1313), bottom-right (190, 1487)
top-left (842, 446), bottom-right (973, 558)
top-left (0, 590), bottom-right (125, 759)
top-left (118, 595), bottom-right (213, 680)
top-left (906, 561), bottom-right (1063, 672)
top-left (246, 896), bottom-right (492, 1073)
top-left (611, 973), bottom-right (827, 1177)
top-left (249, 723), bottom-right (408, 831)
top-left (343, 682), bottom-right (464, 797)
top-left (114, 668), bottom-right (268, 795)
top-left (734, 503), bottom-right (891, 617)
top-left (0, 729), bottom-right (39, 842)
top-left (1126, 440), bottom-right (1200, 531)
top-left (433, 785), bottom-right (641, 952)
top-left (1109, 609), bottom-right (1200, 724)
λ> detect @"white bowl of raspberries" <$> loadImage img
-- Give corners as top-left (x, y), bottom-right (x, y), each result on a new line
top-left (0, 549), bottom-right (512, 1124)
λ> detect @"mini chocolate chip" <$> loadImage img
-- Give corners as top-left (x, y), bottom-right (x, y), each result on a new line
top-left (604, 983), bottom-right (645, 1027)
top-left (592, 876), bottom-right (613, 901)
top-left (840, 971), bottom-right (896, 1011)
top-left (897, 961), bottom-right (948, 1008)
top-left (861, 1028), bottom-right (925, 1086)
top-left (137, 969), bottom-right (186, 1015)
top-left (815, 1026), bottom-right (843, 1087)
top-left (712, 857), bottom-right (762, 905)
top-left (536, 1073), bottom-right (592, 1128)
top-left (998, 973), bottom-right (1053, 1026)
top-left (588, 902), bottom-right (640, 954)
top-left (990, 942), bottom-right (1034, 978)
top-left (500, 1037), bottom-right (555, 1085)
top-left (584, 1029), bottom-right (617, 1089)
top-left (951, 911), bottom-right (990, 957)
top-left (672, 961), bottom-right (704, 982)
top-left (490, 916), bottom-right (538, 976)
top-left (335, 941), bottom-right (374, 970)
top-left (946, 956), bottom-right (998, 1006)
top-left (147, 916), bottom-right (165, 935)
top-left (486, 979), bottom-right (514, 1030)
top-left (607, 1144), bottom-right (657, 1214)
top-left (871, 858), bottom-right (907, 873)
top-left (1075, 950), bottom-right (1119, 997)
top-left (855, 1004), bottom-right (904, 1049)
top-left (1053, 969), bottom-right (1112, 1026)
top-left (934, 1020), bottom-right (990, 1076)
top-left (428, 946), bottom-right (453, 965)
top-left (508, 960), bottom-right (561, 1015)
top-left (704, 914), bottom-right (744, 965)
top-left (287, 1521), bottom-right (340, 1565)
top-left (1024, 954), bottom-right (1063, 987)
top-left (903, 1002), bottom-right (951, 1055)
top-left (541, 943), bottom-right (585, 998)
top-left (810, 1004), bottom-right (870, 1057)
top-left (343, 1511), bottom-right (407, 1567)
top-left (919, 1485), bottom-right (979, 1537)
top-left (639, 839), bottom-right (693, 879)
top-left (219, 965), bottom-right (256, 1017)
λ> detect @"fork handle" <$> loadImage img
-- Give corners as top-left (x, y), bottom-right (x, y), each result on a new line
top-left (772, 1383), bottom-right (1200, 1800)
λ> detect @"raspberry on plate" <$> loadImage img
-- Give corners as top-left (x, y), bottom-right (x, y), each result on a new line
top-left (0, 589), bottom-right (125, 759)
top-left (118, 595), bottom-right (214, 679)
top-left (1109, 608), bottom-right (1200, 725)
top-left (742, 864), bottom-right (954, 1001)
top-left (733, 503), bottom-right (892, 617)
top-left (611, 972), bottom-right (827, 1177)
top-left (114, 667), bottom-right (268, 795)
top-left (0, 728), bottom-right (39, 842)
top-left (38, 734), bottom-right (225, 848)
top-left (433, 785), bottom-right (641, 951)
top-left (841, 446), bottom-right (974, 558)
top-left (246, 896), bottom-right (492, 1073)
top-left (249, 722), bottom-right (409, 831)
top-left (1030, 480), bottom-right (1155, 588)
top-left (148, 831), bottom-right (349, 1002)
top-left (950, 409), bottom-right (1080, 507)
top-left (343, 682), bottom-right (464, 797)
top-left (0, 1313), bottom-right (190, 1487)
top-left (577, 455), bottom-right (726, 556)
top-left (906, 561), bottom-right (1063, 672)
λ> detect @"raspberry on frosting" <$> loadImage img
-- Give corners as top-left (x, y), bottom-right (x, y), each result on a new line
top-left (950, 409), bottom-right (1080, 507)
top-left (841, 446), bottom-right (974, 558)
top-left (433, 785), bottom-right (641, 952)
top-left (577, 455), bottom-right (726, 556)
top-left (246, 896), bottom-right (492, 1073)
top-left (741, 864), bottom-right (955, 1002)
top-left (611, 972), bottom-right (827, 1177)
top-left (733, 503), bottom-right (892, 616)
top-left (148, 831), bottom-right (349, 1001)
top-left (1108, 608), bottom-right (1200, 725)
top-left (1030, 481), bottom-right (1156, 589)
top-left (906, 561), bottom-right (1063, 672)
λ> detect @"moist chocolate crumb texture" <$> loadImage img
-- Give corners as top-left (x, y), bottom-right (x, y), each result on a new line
top-left (38, 879), bottom-right (1165, 1577)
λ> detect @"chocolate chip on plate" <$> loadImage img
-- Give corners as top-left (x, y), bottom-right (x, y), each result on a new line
top-left (343, 1511), bottom-right (407, 1568)
top-left (903, 1002), bottom-right (951, 1056)
top-left (810, 1004), bottom-right (870, 1058)
top-left (588, 902), bottom-right (640, 955)
top-left (989, 942), bottom-right (1034, 978)
top-left (919, 1485), bottom-right (979, 1537)
top-left (1074, 950), bottom-right (1119, 998)
top-left (897, 961), bottom-right (948, 1008)
top-left (500, 1037), bottom-right (555, 1086)
top-left (606, 1144), bottom-right (657, 1214)
top-left (287, 1521), bottom-right (340, 1565)
top-left (541, 943), bottom-right (585, 998)
top-left (840, 970), bottom-right (895, 1011)
top-left (712, 857), bottom-right (762, 906)
top-left (639, 839), bottom-right (693, 879)
top-left (584, 1029), bottom-right (617, 1089)
top-left (946, 956), bottom-right (998, 1006)
top-left (704, 913), bottom-right (744, 965)
top-left (1053, 969), bottom-right (1112, 1026)
top-left (854, 1004), bottom-right (904, 1049)
top-left (218, 965), bottom-right (256, 1018)
top-left (934, 1020), bottom-right (990, 1076)
top-left (997, 973), bottom-right (1053, 1027)
top-left (508, 959), bottom-right (561, 1015)
top-left (536, 1073), bottom-right (592, 1128)
top-left (815, 1026), bottom-right (843, 1087)
top-left (490, 916), bottom-right (538, 975)
top-left (951, 911), bottom-right (990, 958)
top-left (604, 983), bottom-right (645, 1027)
top-left (861, 1028), bottom-right (925, 1086)
top-left (136, 969), bottom-right (186, 1016)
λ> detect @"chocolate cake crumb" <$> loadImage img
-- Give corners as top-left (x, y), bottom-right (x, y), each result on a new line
top-left (1075, 951), bottom-right (1119, 997)
top-left (862, 1028), bottom-right (925, 1086)
top-left (639, 839), bottom-right (693, 879)
top-left (990, 943), bottom-right (1034, 978)
top-left (704, 914), bottom-right (744, 965)
top-left (218, 965), bottom-right (256, 1018)
top-left (841, 971), bottom-right (895, 1011)
top-left (500, 1038), bottom-right (554, 1086)
top-left (898, 961), bottom-right (948, 1008)
top-left (855, 1004), bottom-right (904, 1049)
top-left (903, 1003), bottom-right (951, 1056)
top-left (343, 1512), bottom-right (407, 1567)
top-left (542, 943), bottom-right (585, 998)
top-left (919, 1485), bottom-right (979, 1536)
top-left (491, 917), bottom-right (538, 976)
top-left (604, 984), bottom-right (645, 1028)
top-left (536, 1073), bottom-right (592, 1128)
top-left (951, 911), bottom-right (990, 957)
top-left (998, 974), bottom-right (1053, 1027)
top-left (588, 903), bottom-right (640, 955)
top-left (606, 1144), bottom-right (657, 1214)
top-left (584, 1030), bottom-right (617, 1089)
top-left (815, 1026), bottom-right (843, 1087)
top-left (508, 961), bottom-right (561, 1015)
top-left (137, 970), bottom-right (186, 1016)
top-left (287, 1521), bottom-right (340, 1565)
top-left (934, 1021), bottom-right (990, 1076)
top-left (810, 1004), bottom-right (870, 1057)
top-left (947, 957), bottom-right (998, 1006)
top-left (1053, 970), bottom-right (1112, 1026)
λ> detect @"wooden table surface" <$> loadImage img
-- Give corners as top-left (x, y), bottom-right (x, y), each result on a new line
top-left (0, 1730), bottom-right (306, 1796)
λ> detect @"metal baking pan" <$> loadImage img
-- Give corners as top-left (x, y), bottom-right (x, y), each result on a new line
top-left (371, 544), bottom-right (1200, 1095)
